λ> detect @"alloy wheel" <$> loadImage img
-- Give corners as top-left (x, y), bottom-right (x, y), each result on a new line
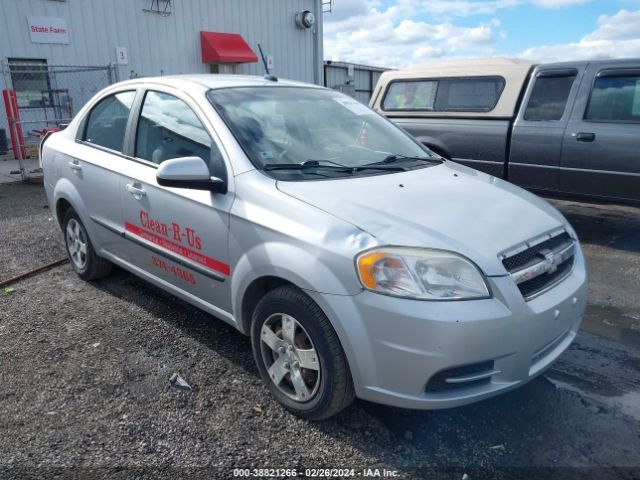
top-left (66, 218), bottom-right (88, 270)
top-left (260, 313), bottom-right (321, 402)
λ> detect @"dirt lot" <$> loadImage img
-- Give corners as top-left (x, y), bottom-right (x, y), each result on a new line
top-left (1, 182), bottom-right (639, 479)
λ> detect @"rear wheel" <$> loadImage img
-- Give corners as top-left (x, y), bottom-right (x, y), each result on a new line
top-left (250, 286), bottom-right (355, 420)
top-left (63, 208), bottom-right (112, 281)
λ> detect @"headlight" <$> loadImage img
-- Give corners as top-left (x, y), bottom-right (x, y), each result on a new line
top-left (356, 247), bottom-right (490, 300)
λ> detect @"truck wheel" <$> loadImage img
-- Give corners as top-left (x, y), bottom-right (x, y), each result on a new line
top-left (251, 286), bottom-right (355, 420)
top-left (62, 208), bottom-right (112, 281)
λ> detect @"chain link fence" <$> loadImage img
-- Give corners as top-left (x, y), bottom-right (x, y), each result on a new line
top-left (1, 62), bottom-right (116, 180)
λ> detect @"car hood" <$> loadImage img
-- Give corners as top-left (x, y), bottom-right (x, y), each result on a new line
top-left (276, 161), bottom-right (569, 276)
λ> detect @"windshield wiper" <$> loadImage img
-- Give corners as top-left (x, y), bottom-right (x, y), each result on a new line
top-left (368, 154), bottom-right (442, 166)
top-left (263, 159), bottom-right (406, 173)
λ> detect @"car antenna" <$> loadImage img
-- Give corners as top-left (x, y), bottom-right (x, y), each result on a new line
top-left (257, 43), bottom-right (278, 82)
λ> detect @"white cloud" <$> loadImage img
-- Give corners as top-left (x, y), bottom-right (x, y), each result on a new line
top-left (396, 0), bottom-right (519, 17)
top-left (324, 1), bottom-right (640, 68)
top-left (324, 1), bottom-right (501, 67)
top-left (585, 9), bottom-right (640, 41)
top-left (327, 0), bottom-right (592, 22)
top-left (520, 9), bottom-right (640, 61)
top-left (529, 0), bottom-right (590, 8)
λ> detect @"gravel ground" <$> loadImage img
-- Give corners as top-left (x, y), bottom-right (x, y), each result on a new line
top-left (0, 183), bottom-right (639, 480)
top-left (0, 182), bottom-right (66, 279)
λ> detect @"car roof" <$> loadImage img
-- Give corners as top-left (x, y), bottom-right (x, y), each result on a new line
top-left (113, 74), bottom-right (323, 92)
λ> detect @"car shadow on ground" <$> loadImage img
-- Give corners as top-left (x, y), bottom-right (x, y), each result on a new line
top-left (93, 267), bottom-right (260, 376)
top-left (90, 267), bottom-right (637, 478)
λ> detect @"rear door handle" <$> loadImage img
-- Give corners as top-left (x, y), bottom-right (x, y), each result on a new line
top-left (126, 183), bottom-right (147, 198)
top-left (575, 132), bottom-right (596, 142)
top-left (68, 160), bottom-right (82, 172)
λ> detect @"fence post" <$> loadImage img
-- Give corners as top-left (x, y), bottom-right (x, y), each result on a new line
top-left (107, 63), bottom-right (116, 84)
top-left (0, 61), bottom-right (10, 93)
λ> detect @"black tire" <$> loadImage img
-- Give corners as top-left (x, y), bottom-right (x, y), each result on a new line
top-left (62, 207), bottom-right (112, 281)
top-left (251, 286), bottom-right (355, 420)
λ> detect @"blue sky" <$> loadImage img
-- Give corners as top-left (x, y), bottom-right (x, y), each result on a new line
top-left (323, 0), bottom-right (640, 67)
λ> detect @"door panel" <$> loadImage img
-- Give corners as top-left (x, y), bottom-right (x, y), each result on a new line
top-left (65, 142), bottom-right (127, 252)
top-left (119, 89), bottom-right (234, 312)
top-left (509, 64), bottom-right (585, 192)
top-left (119, 162), bottom-right (233, 312)
top-left (65, 90), bottom-right (137, 255)
top-left (560, 62), bottom-right (640, 202)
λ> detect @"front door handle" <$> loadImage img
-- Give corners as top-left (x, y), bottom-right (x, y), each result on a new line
top-left (126, 183), bottom-right (147, 198)
top-left (68, 160), bottom-right (82, 172)
top-left (575, 132), bottom-right (596, 142)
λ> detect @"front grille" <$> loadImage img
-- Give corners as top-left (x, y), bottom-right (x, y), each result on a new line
top-left (502, 232), bottom-right (571, 271)
top-left (517, 257), bottom-right (573, 298)
top-left (426, 360), bottom-right (495, 393)
top-left (502, 231), bottom-right (575, 300)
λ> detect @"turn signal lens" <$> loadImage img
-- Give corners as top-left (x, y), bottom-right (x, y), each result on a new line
top-left (357, 252), bottom-right (389, 288)
top-left (356, 247), bottom-right (490, 300)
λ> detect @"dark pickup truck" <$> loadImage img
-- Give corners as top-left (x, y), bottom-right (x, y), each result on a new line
top-left (370, 58), bottom-right (640, 205)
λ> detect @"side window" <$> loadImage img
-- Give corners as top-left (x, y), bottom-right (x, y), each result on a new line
top-left (382, 77), bottom-right (504, 112)
top-left (524, 74), bottom-right (576, 121)
top-left (135, 91), bottom-right (218, 164)
top-left (585, 72), bottom-right (640, 123)
top-left (84, 91), bottom-right (136, 151)
top-left (434, 77), bottom-right (504, 111)
top-left (382, 81), bottom-right (437, 110)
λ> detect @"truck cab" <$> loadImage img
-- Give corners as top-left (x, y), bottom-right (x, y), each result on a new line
top-left (372, 58), bottom-right (640, 205)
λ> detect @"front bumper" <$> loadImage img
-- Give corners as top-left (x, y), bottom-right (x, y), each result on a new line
top-left (306, 247), bottom-right (587, 410)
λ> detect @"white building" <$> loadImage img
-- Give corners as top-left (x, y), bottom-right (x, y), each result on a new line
top-left (0, 0), bottom-right (324, 141)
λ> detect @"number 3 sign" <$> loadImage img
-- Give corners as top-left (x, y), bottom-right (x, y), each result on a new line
top-left (115, 46), bottom-right (129, 65)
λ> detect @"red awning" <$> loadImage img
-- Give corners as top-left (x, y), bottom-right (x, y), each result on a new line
top-left (200, 31), bottom-right (258, 64)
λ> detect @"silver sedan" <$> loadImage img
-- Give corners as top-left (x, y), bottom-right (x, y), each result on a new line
top-left (42, 75), bottom-right (587, 419)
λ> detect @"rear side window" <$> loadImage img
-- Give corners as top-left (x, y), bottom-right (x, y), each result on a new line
top-left (84, 91), bottom-right (136, 151)
top-left (135, 91), bottom-right (215, 164)
top-left (434, 77), bottom-right (504, 111)
top-left (383, 81), bottom-right (437, 110)
top-left (382, 77), bottom-right (504, 112)
top-left (585, 72), bottom-right (640, 123)
top-left (524, 74), bottom-right (576, 121)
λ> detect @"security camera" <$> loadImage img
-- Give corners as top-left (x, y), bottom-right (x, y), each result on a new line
top-left (295, 10), bottom-right (315, 29)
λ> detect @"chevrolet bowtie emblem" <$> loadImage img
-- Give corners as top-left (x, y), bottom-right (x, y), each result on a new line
top-left (539, 248), bottom-right (558, 274)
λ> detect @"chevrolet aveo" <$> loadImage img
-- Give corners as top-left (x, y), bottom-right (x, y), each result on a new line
top-left (42, 75), bottom-right (587, 420)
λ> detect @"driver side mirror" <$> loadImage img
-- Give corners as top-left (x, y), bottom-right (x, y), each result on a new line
top-left (156, 156), bottom-right (227, 194)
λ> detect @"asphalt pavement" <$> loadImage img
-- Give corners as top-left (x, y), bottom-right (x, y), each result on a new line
top-left (0, 182), bottom-right (639, 480)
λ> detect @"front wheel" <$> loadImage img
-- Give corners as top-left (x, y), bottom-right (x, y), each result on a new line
top-left (251, 286), bottom-right (354, 420)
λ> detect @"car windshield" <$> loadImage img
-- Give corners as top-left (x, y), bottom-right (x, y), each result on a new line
top-left (207, 86), bottom-right (440, 180)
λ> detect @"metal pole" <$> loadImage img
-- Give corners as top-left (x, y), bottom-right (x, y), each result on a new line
top-left (108, 63), bottom-right (116, 84)
top-left (0, 61), bottom-right (10, 94)
top-left (312, 0), bottom-right (322, 85)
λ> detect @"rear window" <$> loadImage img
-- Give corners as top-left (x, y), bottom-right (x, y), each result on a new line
top-left (585, 72), bottom-right (640, 123)
top-left (382, 77), bottom-right (505, 112)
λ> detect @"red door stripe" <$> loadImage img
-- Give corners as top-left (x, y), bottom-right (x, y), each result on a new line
top-left (124, 222), bottom-right (231, 276)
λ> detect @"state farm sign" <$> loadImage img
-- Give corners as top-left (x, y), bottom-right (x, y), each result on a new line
top-left (27, 16), bottom-right (69, 44)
